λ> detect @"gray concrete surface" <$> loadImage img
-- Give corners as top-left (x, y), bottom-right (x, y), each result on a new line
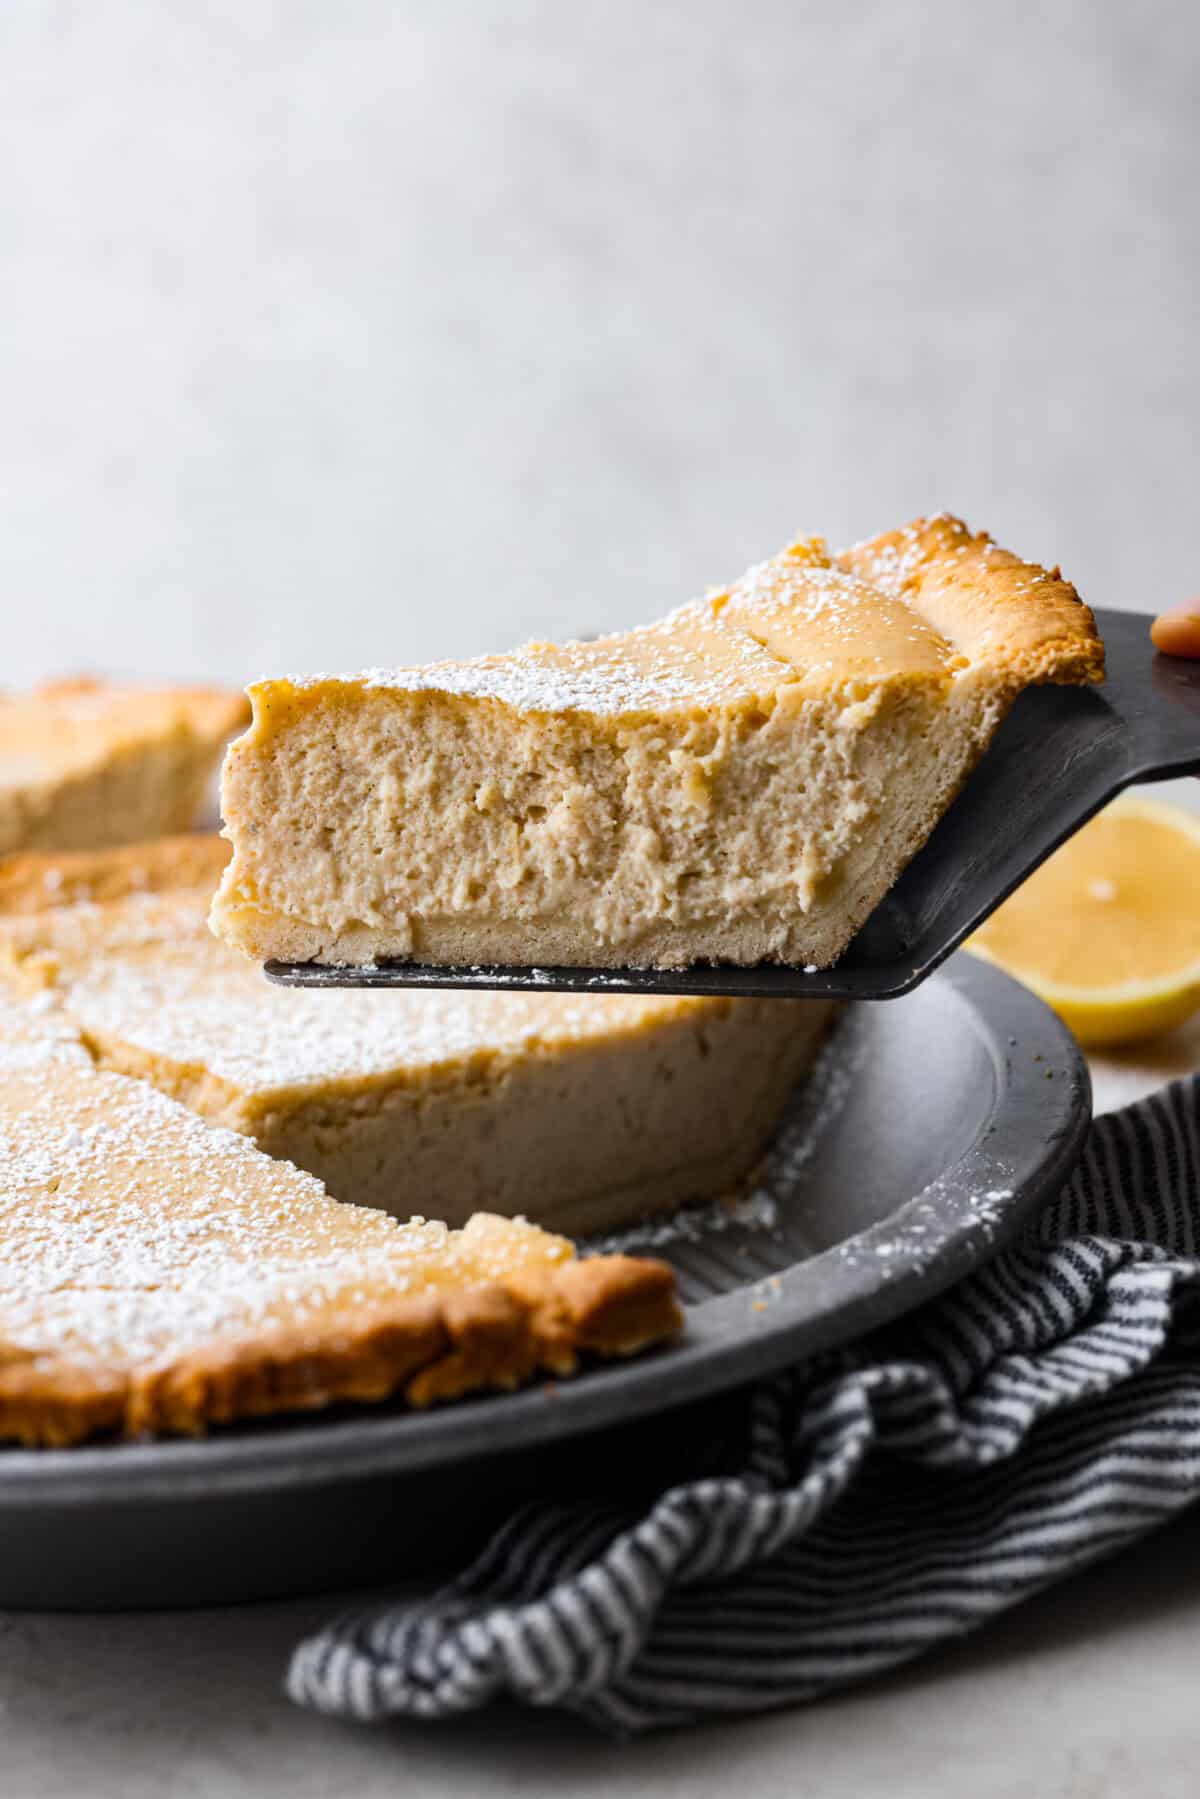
top-left (1, 0), bottom-right (1197, 689)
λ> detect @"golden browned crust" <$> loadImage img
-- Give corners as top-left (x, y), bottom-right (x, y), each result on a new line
top-left (167, 686), bottom-right (252, 743)
top-left (837, 514), bottom-right (1105, 688)
top-left (30, 677), bottom-right (250, 743)
top-left (0, 1253), bottom-right (682, 1448)
top-left (0, 1363), bottom-right (128, 1451)
top-left (0, 833), bottom-right (230, 918)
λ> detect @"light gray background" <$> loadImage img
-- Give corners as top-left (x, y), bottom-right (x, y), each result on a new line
top-left (2, 0), bottom-right (1197, 689)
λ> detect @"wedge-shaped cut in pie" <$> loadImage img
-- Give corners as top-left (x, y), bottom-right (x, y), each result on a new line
top-left (211, 516), bottom-right (1103, 971)
top-left (0, 996), bottom-right (680, 1446)
top-left (0, 837), bottom-right (836, 1235)
top-left (0, 678), bottom-right (248, 858)
top-left (0, 830), bottom-right (233, 915)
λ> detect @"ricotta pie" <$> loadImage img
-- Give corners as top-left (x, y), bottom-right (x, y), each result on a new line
top-left (0, 996), bottom-right (680, 1446)
top-left (0, 837), bottom-right (835, 1236)
top-left (0, 678), bottom-right (248, 858)
top-left (211, 515), bottom-right (1103, 971)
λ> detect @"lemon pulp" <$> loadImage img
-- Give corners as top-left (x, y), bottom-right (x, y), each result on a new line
top-left (966, 794), bottom-right (1200, 1047)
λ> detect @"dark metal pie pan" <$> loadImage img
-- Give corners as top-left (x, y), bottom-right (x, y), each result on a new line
top-left (0, 955), bottom-right (1089, 1608)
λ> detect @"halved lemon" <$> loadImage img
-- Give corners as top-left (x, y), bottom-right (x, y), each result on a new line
top-left (965, 792), bottom-right (1200, 1047)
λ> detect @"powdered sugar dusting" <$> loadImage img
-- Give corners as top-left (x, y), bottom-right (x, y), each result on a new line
top-left (15, 891), bottom-right (712, 1095)
top-left (281, 597), bottom-right (788, 716)
top-left (271, 536), bottom-right (955, 714)
top-left (0, 1003), bottom-right (572, 1373)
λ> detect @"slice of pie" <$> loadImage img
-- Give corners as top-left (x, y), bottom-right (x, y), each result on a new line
top-left (211, 515), bottom-right (1103, 971)
top-left (0, 678), bottom-right (248, 858)
top-left (0, 994), bottom-right (681, 1446)
top-left (0, 837), bottom-right (836, 1235)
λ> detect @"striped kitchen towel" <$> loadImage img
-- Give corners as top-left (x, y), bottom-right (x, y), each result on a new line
top-left (289, 1072), bottom-right (1200, 1734)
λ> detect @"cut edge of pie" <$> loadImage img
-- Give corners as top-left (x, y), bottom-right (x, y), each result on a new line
top-left (0, 1002), bottom-right (683, 1448)
top-left (0, 678), bottom-right (250, 859)
top-left (0, 835), bottom-right (838, 1237)
top-left (210, 514), bottom-right (1104, 971)
top-left (0, 831), bottom-right (232, 920)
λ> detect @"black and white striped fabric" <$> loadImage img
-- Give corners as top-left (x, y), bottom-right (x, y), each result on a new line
top-left (288, 1073), bottom-right (1200, 1735)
